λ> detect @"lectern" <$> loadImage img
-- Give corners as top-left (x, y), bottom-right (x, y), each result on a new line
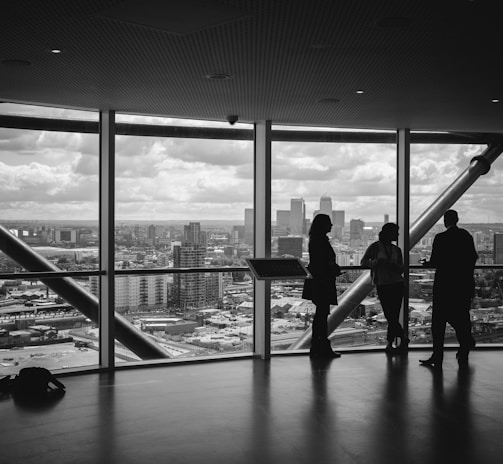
top-left (245, 258), bottom-right (312, 281)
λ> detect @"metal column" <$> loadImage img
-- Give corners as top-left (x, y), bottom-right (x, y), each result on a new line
top-left (99, 110), bottom-right (116, 369)
top-left (253, 121), bottom-right (272, 359)
top-left (397, 129), bottom-right (410, 339)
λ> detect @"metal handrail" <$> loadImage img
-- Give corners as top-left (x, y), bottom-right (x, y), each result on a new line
top-left (0, 267), bottom-right (250, 280)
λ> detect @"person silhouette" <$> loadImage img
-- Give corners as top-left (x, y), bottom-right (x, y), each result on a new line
top-left (419, 210), bottom-right (478, 369)
top-left (302, 214), bottom-right (341, 358)
top-left (361, 223), bottom-right (407, 354)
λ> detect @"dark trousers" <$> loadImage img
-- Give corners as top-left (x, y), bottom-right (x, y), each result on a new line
top-left (377, 282), bottom-right (405, 343)
top-left (312, 302), bottom-right (330, 343)
top-left (432, 298), bottom-right (475, 361)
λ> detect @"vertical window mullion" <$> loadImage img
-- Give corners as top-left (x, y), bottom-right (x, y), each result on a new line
top-left (99, 110), bottom-right (116, 369)
top-left (397, 128), bottom-right (410, 340)
top-left (253, 121), bottom-right (272, 359)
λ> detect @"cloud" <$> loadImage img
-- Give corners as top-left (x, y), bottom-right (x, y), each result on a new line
top-left (271, 142), bottom-right (396, 182)
top-left (0, 161), bottom-right (98, 202)
top-left (115, 136), bottom-right (252, 168)
top-left (157, 139), bottom-right (253, 167)
top-left (0, 128), bottom-right (39, 151)
top-left (1, 112), bottom-right (502, 222)
top-left (74, 154), bottom-right (99, 176)
top-left (115, 162), bottom-right (253, 211)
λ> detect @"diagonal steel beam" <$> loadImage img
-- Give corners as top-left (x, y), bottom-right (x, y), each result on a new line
top-left (291, 141), bottom-right (503, 349)
top-left (0, 225), bottom-right (170, 359)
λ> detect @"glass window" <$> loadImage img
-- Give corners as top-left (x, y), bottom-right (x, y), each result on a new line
top-left (0, 119), bottom-right (100, 374)
top-left (410, 141), bottom-right (503, 346)
top-left (271, 132), bottom-right (397, 352)
top-left (114, 116), bottom-right (254, 361)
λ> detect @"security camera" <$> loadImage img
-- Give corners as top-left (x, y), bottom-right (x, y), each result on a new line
top-left (226, 115), bottom-right (238, 125)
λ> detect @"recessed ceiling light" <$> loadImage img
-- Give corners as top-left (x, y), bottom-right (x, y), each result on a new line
top-left (491, 99), bottom-right (500, 103)
top-left (318, 98), bottom-right (340, 104)
top-left (206, 73), bottom-right (231, 80)
top-left (50, 49), bottom-right (63, 54)
top-left (1, 59), bottom-right (31, 67)
top-left (356, 90), bottom-right (364, 94)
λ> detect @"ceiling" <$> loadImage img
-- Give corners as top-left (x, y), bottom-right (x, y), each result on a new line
top-left (2, 0), bottom-right (503, 133)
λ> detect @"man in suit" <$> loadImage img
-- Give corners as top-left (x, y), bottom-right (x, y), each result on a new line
top-left (420, 210), bottom-right (478, 368)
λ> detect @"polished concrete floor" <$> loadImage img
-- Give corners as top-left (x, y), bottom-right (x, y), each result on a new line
top-left (1, 350), bottom-right (503, 464)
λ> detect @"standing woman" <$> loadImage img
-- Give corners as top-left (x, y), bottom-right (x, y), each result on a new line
top-left (361, 223), bottom-right (407, 354)
top-left (302, 214), bottom-right (341, 358)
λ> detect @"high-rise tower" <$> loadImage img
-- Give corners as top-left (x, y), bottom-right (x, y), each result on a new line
top-left (350, 219), bottom-right (364, 241)
top-left (173, 222), bottom-right (207, 310)
top-left (319, 195), bottom-right (333, 217)
top-left (289, 198), bottom-right (305, 235)
top-left (244, 208), bottom-right (254, 244)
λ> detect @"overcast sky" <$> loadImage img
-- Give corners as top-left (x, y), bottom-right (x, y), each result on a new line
top-left (1, 103), bottom-right (502, 225)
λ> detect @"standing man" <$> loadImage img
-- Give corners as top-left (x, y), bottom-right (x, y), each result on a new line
top-left (420, 210), bottom-right (478, 368)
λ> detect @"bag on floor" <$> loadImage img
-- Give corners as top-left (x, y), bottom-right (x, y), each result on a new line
top-left (10, 367), bottom-right (65, 397)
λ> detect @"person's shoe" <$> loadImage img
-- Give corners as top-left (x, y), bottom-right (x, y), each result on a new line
top-left (309, 349), bottom-right (341, 359)
top-left (395, 337), bottom-right (410, 355)
top-left (322, 339), bottom-right (341, 358)
top-left (456, 352), bottom-right (469, 368)
top-left (419, 357), bottom-right (442, 369)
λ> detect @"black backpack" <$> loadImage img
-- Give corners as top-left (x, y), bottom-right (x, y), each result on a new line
top-left (0, 367), bottom-right (65, 397)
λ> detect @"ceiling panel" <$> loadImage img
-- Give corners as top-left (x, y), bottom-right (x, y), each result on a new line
top-left (1, 0), bottom-right (502, 133)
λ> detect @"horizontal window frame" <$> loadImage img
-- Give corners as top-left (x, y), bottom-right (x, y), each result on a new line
top-left (0, 114), bottom-right (494, 144)
top-left (2, 265), bottom-right (502, 281)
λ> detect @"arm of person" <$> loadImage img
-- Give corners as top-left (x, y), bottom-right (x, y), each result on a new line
top-left (424, 235), bottom-right (439, 268)
top-left (393, 246), bottom-right (404, 274)
top-left (468, 234), bottom-right (478, 267)
top-left (360, 243), bottom-right (377, 268)
top-left (329, 261), bottom-right (342, 277)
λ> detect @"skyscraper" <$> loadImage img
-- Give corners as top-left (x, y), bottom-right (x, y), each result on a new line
top-left (244, 208), bottom-right (254, 245)
top-left (289, 198), bottom-right (305, 235)
top-left (333, 210), bottom-right (345, 239)
top-left (173, 243), bottom-right (206, 310)
top-left (184, 222), bottom-right (201, 245)
top-left (173, 222), bottom-right (206, 310)
top-left (319, 195), bottom-right (333, 217)
top-left (276, 210), bottom-right (290, 229)
top-left (494, 233), bottom-right (503, 264)
top-left (231, 225), bottom-right (244, 244)
top-left (384, 213), bottom-right (389, 224)
top-left (317, 195), bottom-right (334, 235)
top-left (350, 219), bottom-right (364, 241)
top-left (148, 224), bottom-right (156, 246)
top-left (333, 210), bottom-right (345, 229)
